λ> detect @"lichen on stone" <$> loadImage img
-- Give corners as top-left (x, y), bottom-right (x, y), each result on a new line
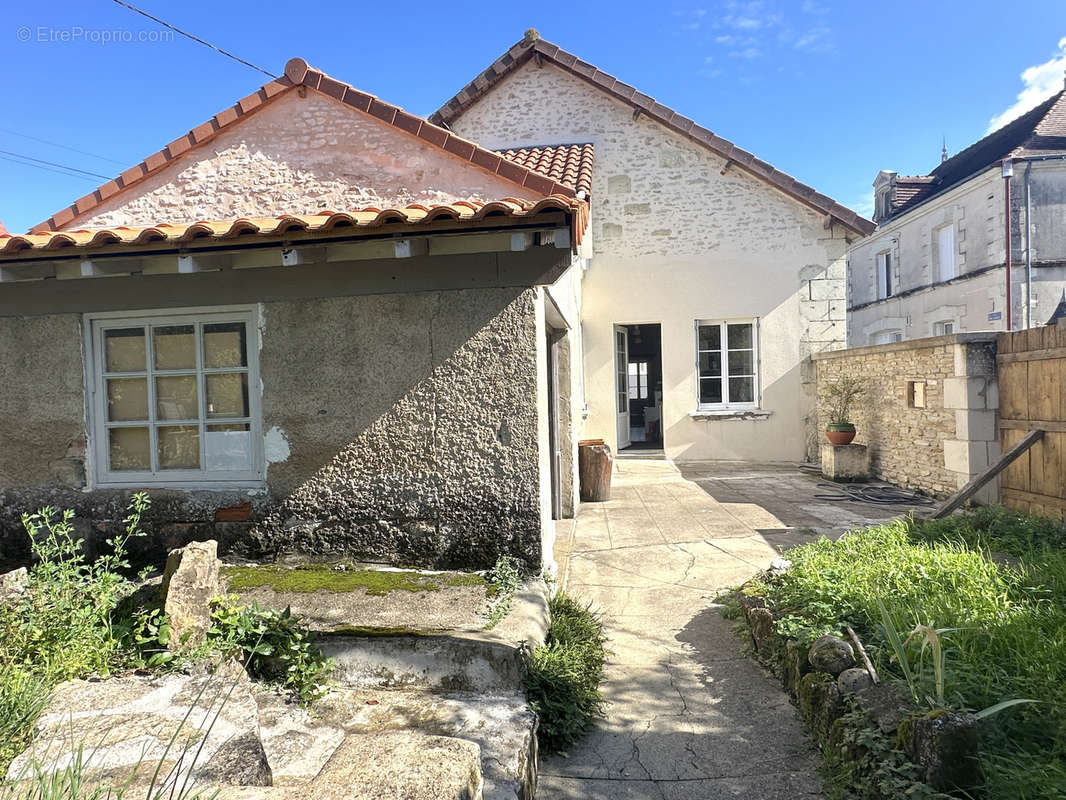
top-left (221, 564), bottom-right (486, 596)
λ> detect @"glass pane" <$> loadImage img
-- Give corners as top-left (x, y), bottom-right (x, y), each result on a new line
top-left (699, 352), bottom-right (722, 378)
top-left (204, 322), bottom-right (247, 368)
top-left (156, 375), bottom-right (198, 420)
top-left (628, 377), bottom-right (639, 399)
top-left (104, 328), bottom-right (146, 372)
top-left (699, 377), bottom-right (722, 405)
top-left (109, 427), bottom-right (150, 471)
top-left (158, 425), bottom-right (200, 470)
top-left (107, 378), bottom-right (148, 422)
top-left (206, 373), bottom-right (249, 418)
top-left (698, 324), bottom-right (720, 351)
top-left (727, 323), bottom-right (753, 350)
top-left (729, 376), bottom-right (755, 403)
top-left (728, 350), bottom-right (754, 375)
top-left (205, 424), bottom-right (253, 471)
top-left (628, 362), bottom-right (638, 377)
top-left (153, 325), bottom-right (195, 370)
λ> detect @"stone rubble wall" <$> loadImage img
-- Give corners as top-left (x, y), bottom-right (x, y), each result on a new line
top-left (811, 333), bottom-right (999, 499)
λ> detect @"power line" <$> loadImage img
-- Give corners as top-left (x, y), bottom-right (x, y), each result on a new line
top-left (0, 154), bottom-right (101, 182)
top-left (0, 149), bottom-right (111, 179)
top-left (110, 0), bottom-right (276, 78)
top-left (0, 127), bottom-right (128, 166)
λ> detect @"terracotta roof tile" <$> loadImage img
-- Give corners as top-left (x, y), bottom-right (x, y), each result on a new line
top-left (31, 59), bottom-right (576, 233)
top-left (4, 197), bottom-right (588, 257)
top-left (429, 34), bottom-right (874, 236)
top-left (495, 144), bottom-right (594, 196)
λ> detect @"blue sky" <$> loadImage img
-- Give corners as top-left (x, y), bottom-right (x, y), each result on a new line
top-left (2, 0), bottom-right (1066, 233)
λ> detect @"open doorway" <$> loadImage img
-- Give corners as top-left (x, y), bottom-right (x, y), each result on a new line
top-left (614, 323), bottom-right (663, 453)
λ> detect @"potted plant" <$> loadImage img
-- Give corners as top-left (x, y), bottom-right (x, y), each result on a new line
top-left (825, 375), bottom-right (864, 445)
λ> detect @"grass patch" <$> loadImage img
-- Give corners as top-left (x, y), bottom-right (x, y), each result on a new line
top-left (525, 592), bottom-right (608, 754)
top-left (221, 564), bottom-right (486, 596)
top-left (749, 509), bottom-right (1066, 799)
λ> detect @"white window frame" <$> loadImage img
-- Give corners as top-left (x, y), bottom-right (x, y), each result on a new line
top-left (84, 305), bottom-right (264, 488)
top-left (933, 320), bottom-right (954, 336)
top-left (695, 318), bottom-right (760, 411)
top-left (876, 250), bottom-right (893, 300)
top-left (935, 224), bottom-right (956, 282)
top-left (869, 329), bottom-right (903, 345)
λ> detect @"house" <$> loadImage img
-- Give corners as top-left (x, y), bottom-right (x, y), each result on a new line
top-left (848, 79), bottom-right (1066, 345)
top-left (433, 32), bottom-right (872, 463)
top-left (0, 33), bottom-right (870, 570)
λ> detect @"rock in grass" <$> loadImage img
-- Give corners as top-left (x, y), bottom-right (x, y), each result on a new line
top-left (837, 667), bottom-right (873, 695)
top-left (808, 635), bottom-right (855, 675)
top-left (897, 710), bottom-right (981, 791)
top-left (0, 567), bottom-right (27, 604)
top-left (161, 540), bottom-right (220, 647)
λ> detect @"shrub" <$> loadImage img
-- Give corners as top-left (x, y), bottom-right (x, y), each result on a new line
top-left (208, 597), bottom-right (332, 704)
top-left (485, 555), bottom-right (524, 628)
top-left (525, 592), bottom-right (608, 753)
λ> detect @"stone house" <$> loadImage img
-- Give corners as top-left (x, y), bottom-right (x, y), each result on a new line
top-left (848, 81), bottom-right (1066, 345)
top-left (0, 34), bottom-right (869, 570)
top-left (433, 33), bottom-right (872, 462)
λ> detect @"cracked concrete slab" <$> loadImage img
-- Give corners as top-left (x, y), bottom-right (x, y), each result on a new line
top-left (543, 459), bottom-right (897, 799)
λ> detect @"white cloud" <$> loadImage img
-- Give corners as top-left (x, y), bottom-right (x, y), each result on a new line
top-left (987, 37), bottom-right (1066, 133)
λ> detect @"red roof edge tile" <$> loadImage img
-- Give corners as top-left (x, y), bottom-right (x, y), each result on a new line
top-left (428, 35), bottom-right (874, 236)
top-left (31, 57), bottom-right (575, 234)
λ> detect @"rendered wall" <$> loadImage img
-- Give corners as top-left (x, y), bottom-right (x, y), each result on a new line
top-left (449, 61), bottom-right (851, 461)
top-left (60, 89), bottom-right (538, 230)
top-left (0, 285), bottom-right (546, 570)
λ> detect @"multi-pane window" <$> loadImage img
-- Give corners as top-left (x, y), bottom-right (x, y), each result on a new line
top-left (696, 320), bottom-right (758, 409)
top-left (876, 251), bottom-right (893, 299)
top-left (628, 361), bottom-right (649, 400)
top-left (934, 320), bottom-right (954, 336)
top-left (89, 308), bottom-right (261, 485)
top-left (615, 329), bottom-right (628, 414)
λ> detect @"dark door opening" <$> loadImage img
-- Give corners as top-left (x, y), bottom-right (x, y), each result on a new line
top-left (619, 323), bottom-right (663, 452)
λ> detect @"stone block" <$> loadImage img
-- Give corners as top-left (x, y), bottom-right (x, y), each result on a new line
top-left (809, 279), bottom-right (844, 301)
top-left (820, 443), bottom-right (869, 480)
top-left (943, 440), bottom-right (988, 475)
top-left (943, 377), bottom-right (989, 410)
top-left (161, 540), bottom-right (221, 647)
top-left (954, 409), bottom-right (997, 442)
top-left (898, 711), bottom-right (981, 792)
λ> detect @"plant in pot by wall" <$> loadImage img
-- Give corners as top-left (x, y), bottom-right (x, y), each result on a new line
top-left (825, 375), bottom-right (865, 445)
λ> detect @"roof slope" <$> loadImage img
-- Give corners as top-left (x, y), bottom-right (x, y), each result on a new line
top-left (494, 144), bottom-right (594, 196)
top-left (31, 58), bottom-right (578, 234)
top-left (430, 32), bottom-right (874, 236)
top-left (889, 89), bottom-right (1066, 219)
top-left (4, 197), bottom-right (588, 257)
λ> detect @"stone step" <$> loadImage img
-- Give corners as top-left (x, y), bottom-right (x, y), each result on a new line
top-left (256, 688), bottom-right (537, 800)
top-left (318, 630), bottom-right (527, 693)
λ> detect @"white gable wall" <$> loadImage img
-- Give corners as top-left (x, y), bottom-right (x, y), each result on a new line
top-left (450, 62), bottom-right (850, 461)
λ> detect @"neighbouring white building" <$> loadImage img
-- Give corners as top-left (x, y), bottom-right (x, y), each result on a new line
top-left (848, 81), bottom-right (1066, 345)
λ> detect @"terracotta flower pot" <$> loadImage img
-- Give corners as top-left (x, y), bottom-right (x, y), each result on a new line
top-left (825, 423), bottom-right (856, 445)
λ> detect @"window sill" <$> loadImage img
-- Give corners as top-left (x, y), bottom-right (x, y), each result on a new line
top-left (689, 409), bottom-right (772, 421)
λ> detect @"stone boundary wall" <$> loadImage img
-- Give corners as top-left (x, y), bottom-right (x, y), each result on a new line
top-left (810, 333), bottom-right (999, 499)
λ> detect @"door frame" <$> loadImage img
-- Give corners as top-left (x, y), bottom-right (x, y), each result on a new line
top-left (613, 324), bottom-right (631, 451)
top-left (612, 321), bottom-right (664, 452)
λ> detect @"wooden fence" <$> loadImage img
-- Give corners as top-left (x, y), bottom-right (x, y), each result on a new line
top-left (998, 324), bottom-right (1066, 519)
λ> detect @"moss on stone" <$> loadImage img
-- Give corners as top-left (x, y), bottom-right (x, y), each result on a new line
top-left (221, 565), bottom-right (487, 596)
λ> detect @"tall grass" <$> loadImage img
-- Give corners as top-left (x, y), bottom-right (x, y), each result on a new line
top-left (749, 511), bottom-right (1066, 799)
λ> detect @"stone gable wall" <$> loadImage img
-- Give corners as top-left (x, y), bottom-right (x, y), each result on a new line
top-left (62, 90), bottom-right (538, 230)
top-left (449, 61), bottom-right (849, 460)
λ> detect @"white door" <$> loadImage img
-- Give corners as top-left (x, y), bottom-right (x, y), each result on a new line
top-left (614, 325), bottom-right (631, 450)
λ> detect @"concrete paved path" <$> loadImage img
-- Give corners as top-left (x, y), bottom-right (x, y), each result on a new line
top-left (542, 460), bottom-right (897, 800)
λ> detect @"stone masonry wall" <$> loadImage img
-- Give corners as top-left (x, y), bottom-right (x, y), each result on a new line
top-left (812, 333), bottom-right (999, 498)
top-left (61, 90), bottom-right (538, 230)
